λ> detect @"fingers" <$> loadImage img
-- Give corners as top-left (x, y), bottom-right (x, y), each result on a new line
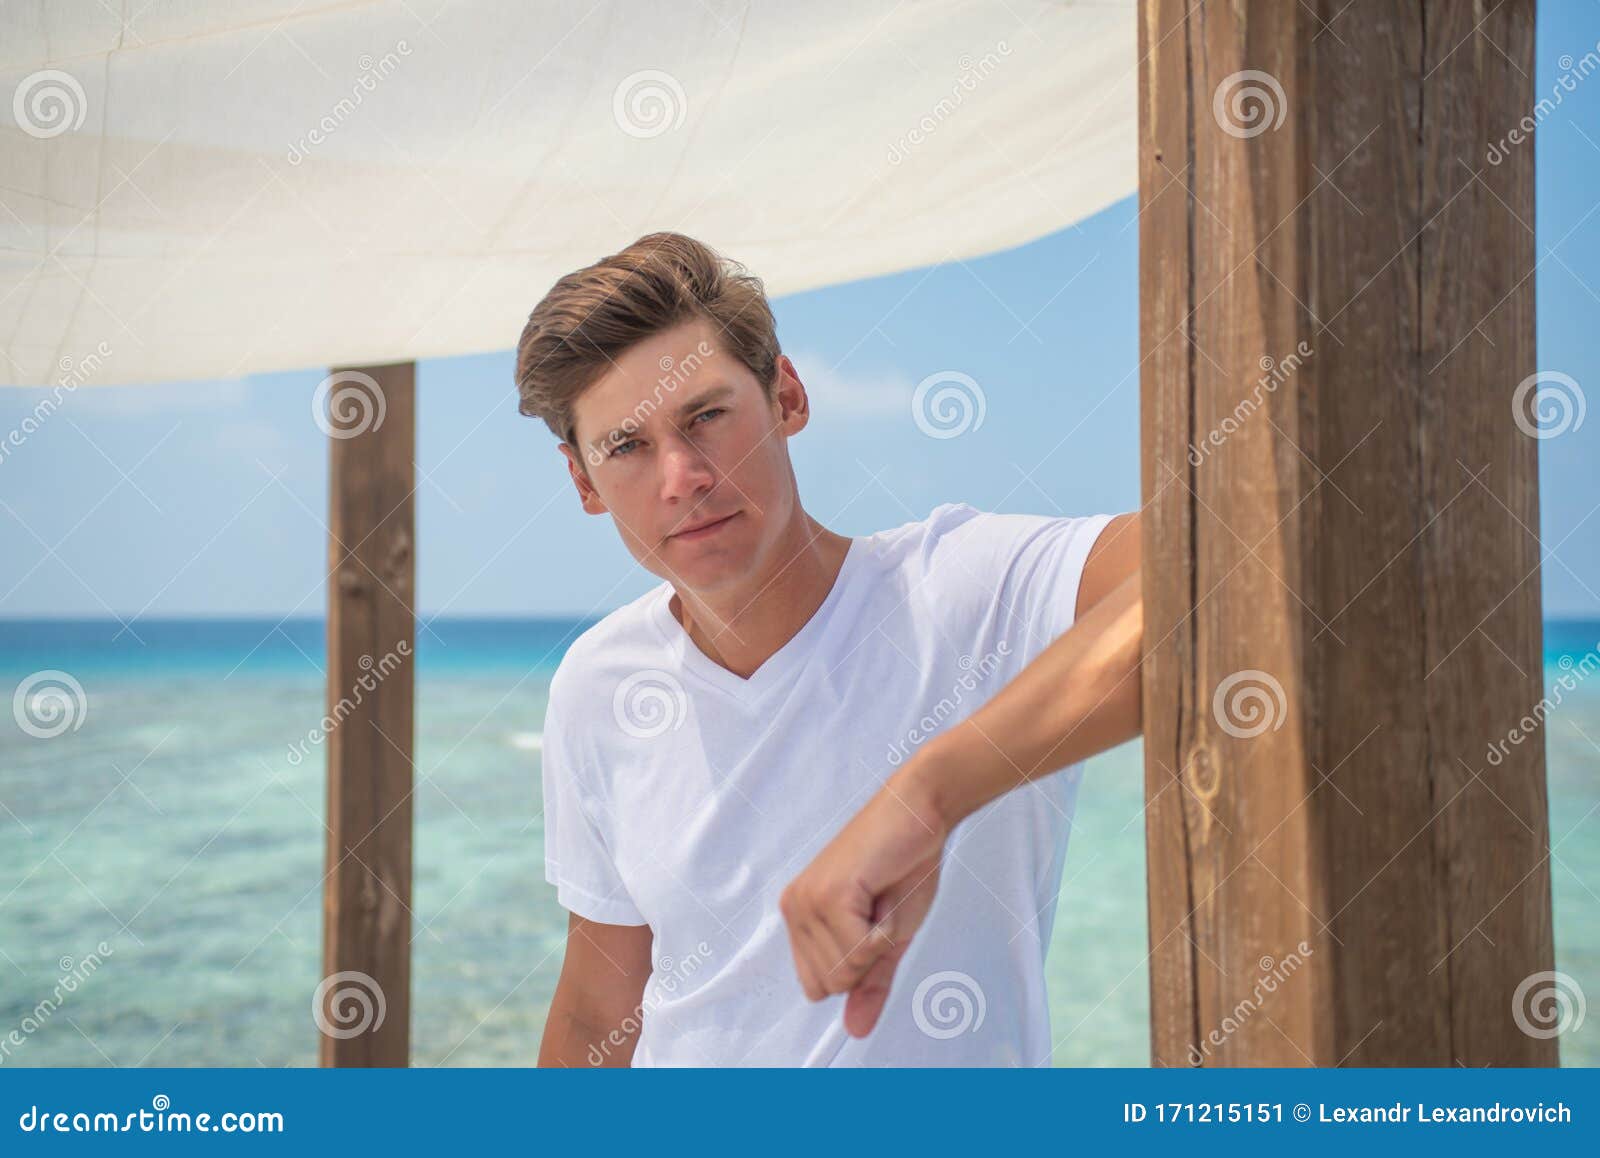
top-left (781, 883), bottom-right (835, 1000)
top-left (836, 883), bottom-right (921, 1035)
top-left (777, 787), bottom-right (950, 1021)
top-left (818, 917), bottom-right (894, 995)
top-left (780, 883), bottom-right (833, 1000)
top-left (842, 944), bottom-right (905, 1038)
top-left (788, 909), bottom-right (839, 1001)
top-left (784, 889), bottom-right (910, 1038)
top-left (780, 881), bottom-right (893, 1001)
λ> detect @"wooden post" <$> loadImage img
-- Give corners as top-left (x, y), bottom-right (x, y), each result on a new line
top-left (319, 361), bottom-right (415, 1066)
top-left (1138, 0), bottom-right (1555, 1065)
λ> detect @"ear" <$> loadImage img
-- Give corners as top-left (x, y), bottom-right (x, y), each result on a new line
top-left (559, 441), bottom-right (608, 515)
top-left (771, 354), bottom-right (810, 436)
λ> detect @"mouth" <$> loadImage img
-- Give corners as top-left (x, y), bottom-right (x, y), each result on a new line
top-left (669, 511), bottom-right (740, 542)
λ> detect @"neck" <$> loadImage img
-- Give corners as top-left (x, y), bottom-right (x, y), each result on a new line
top-left (669, 512), bottom-right (852, 679)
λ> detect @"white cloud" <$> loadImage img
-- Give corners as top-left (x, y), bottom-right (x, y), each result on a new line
top-left (787, 351), bottom-right (911, 420)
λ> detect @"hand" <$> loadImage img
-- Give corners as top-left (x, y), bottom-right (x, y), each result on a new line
top-left (778, 761), bottom-right (952, 1037)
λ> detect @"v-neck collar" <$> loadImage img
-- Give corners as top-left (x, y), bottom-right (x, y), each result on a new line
top-left (649, 536), bottom-right (866, 703)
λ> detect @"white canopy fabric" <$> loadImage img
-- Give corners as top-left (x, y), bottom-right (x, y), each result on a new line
top-left (1, 0), bottom-right (1135, 389)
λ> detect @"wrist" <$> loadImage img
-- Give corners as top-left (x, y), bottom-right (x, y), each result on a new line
top-left (889, 727), bottom-right (984, 834)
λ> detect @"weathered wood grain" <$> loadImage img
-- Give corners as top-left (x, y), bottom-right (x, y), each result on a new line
top-left (1139, 0), bottom-right (1553, 1066)
top-left (321, 360), bottom-right (415, 1067)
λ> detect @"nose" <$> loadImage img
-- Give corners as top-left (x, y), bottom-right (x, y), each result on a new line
top-left (658, 430), bottom-right (716, 504)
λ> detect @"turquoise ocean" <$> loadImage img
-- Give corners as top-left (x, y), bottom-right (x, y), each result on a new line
top-left (1, 617), bottom-right (1595, 1066)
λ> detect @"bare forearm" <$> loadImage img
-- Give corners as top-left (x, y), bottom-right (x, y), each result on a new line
top-left (537, 991), bottom-right (641, 1067)
top-left (777, 568), bottom-right (1143, 1024)
top-left (537, 915), bottom-right (653, 1066)
top-left (900, 572), bottom-right (1142, 829)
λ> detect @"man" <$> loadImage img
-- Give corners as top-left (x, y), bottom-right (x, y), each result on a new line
top-left (518, 231), bottom-right (1142, 1067)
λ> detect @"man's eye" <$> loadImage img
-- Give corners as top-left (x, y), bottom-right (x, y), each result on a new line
top-left (608, 439), bottom-right (640, 458)
top-left (692, 407), bottom-right (725, 425)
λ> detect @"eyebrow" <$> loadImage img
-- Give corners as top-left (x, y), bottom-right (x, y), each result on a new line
top-left (593, 384), bottom-right (736, 450)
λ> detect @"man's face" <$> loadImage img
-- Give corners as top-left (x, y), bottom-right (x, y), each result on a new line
top-left (561, 317), bottom-right (810, 595)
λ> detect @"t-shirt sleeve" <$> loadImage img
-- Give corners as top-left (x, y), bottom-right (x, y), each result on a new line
top-left (942, 505), bottom-right (1117, 651)
top-left (539, 674), bottom-right (648, 927)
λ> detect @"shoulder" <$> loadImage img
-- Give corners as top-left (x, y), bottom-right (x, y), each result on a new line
top-left (547, 583), bottom-right (671, 713)
top-left (870, 500), bottom-right (1094, 576)
top-left (864, 501), bottom-right (985, 568)
top-left (867, 501), bottom-right (1116, 642)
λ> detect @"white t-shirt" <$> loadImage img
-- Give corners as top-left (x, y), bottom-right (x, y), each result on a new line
top-left (540, 501), bottom-right (1114, 1066)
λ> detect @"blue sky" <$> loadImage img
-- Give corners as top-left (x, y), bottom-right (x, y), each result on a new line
top-left (2, 2), bottom-right (1596, 621)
